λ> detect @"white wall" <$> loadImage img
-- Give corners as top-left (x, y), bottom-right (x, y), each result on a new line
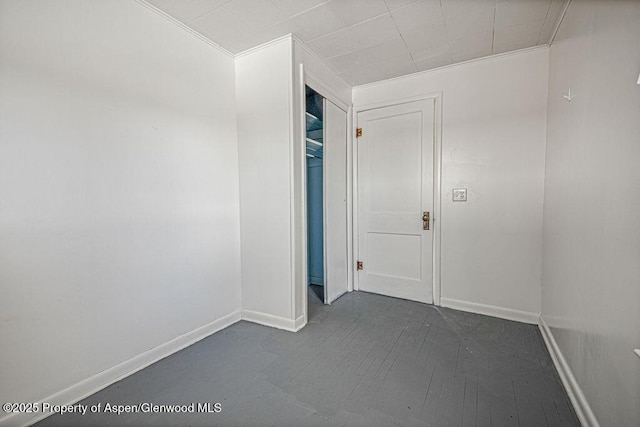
top-left (541, 1), bottom-right (640, 425)
top-left (353, 48), bottom-right (549, 322)
top-left (236, 38), bottom-right (297, 329)
top-left (236, 36), bottom-right (350, 330)
top-left (0, 0), bottom-right (241, 422)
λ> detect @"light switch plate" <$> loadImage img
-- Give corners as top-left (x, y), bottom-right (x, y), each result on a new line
top-left (453, 188), bottom-right (467, 202)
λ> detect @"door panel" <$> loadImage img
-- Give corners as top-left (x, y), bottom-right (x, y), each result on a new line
top-left (368, 233), bottom-right (421, 280)
top-left (367, 112), bottom-right (422, 214)
top-left (324, 99), bottom-right (348, 304)
top-left (357, 100), bottom-right (434, 304)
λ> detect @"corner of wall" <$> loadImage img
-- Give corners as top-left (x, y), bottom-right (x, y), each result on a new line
top-left (538, 316), bottom-right (600, 427)
top-left (0, 311), bottom-right (241, 427)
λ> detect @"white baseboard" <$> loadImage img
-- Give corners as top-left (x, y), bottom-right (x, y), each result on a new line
top-left (292, 314), bottom-right (306, 331)
top-left (241, 310), bottom-right (306, 332)
top-left (539, 316), bottom-right (599, 427)
top-left (0, 310), bottom-right (241, 427)
top-left (440, 297), bottom-right (539, 324)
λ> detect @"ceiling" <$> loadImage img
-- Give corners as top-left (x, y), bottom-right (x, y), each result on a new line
top-left (145, 0), bottom-right (567, 86)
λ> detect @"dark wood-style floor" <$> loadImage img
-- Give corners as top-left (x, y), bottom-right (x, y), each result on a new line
top-left (38, 290), bottom-right (579, 426)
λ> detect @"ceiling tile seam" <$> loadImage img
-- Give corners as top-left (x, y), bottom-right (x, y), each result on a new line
top-left (388, 10), bottom-right (417, 68)
top-left (439, 4), bottom-right (456, 42)
top-left (134, 0), bottom-right (234, 57)
top-left (443, 5), bottom-right (497, 44)
top-left (186, 0), bottom-right (234, 24)
top-left (321, 44), bottom-right (356, 60)
top-left (221, 0), bottom-right (372, 49)
top-left (278, 0), bottom-right (330, 21)
top-left (193, 1), bottom-right (312, 50)
top-left (189, 1), bottom-right (297, 44)
top-left (324, 45), bottom-right (367, 63)
top-left (187, 0), bottom-right (233, 25)
top-left (437, 0), bottom-right (454, 65)
top-left (491, 5), bottom-right (496, 54)
top-left (305, 11), bottom-right (392, 44)
top-left (322, 41), bottom-right (370, 61)
top-left (187, 0), bottom-right (289, 33)
top-left (549, 0), bottom-right (572, 46)
top-left (535, 0), bottom-right (555, 45)
top-left (382, 0), bottom-right (392, 14)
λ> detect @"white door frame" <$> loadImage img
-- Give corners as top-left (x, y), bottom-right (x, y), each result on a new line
top-left (352, 93), bottom-right (443, 306)
top-left (298, 66), bottom-right (353, 328)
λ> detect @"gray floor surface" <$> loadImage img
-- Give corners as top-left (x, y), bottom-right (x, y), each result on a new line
top-left (37, 290), bottom-right (579, 427)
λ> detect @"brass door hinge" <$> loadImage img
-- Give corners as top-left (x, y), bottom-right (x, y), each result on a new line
top-left (356, 127), bottom-right (362, 138)
top-left (357, 261), bottom-right (363, 270)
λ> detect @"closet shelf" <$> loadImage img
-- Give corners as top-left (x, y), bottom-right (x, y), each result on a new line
top-left (306, 140), bottom-right (323, 159)
top-left (306, 112), bottom-right (323, 132)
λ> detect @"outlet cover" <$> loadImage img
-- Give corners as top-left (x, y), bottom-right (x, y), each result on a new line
top-left (453, 188), bottom-right (467, 202)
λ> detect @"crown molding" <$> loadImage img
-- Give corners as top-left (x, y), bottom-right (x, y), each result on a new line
top-left (135, 0), bottom-right (234, 58)
top-left (234, 34), bottom-right (293, 59)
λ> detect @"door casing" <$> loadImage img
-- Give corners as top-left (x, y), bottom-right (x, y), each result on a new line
top-left (298, 66), bottom-right (353, 327)
top-left (352, 93), bottom-right (443, 306)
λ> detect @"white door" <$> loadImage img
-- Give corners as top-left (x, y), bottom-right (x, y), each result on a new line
top-left (357, 99), bottom-right (434, 304)
top-left (324, 99), bottom-right (349, 304)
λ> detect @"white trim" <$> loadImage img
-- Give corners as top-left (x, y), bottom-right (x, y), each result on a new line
top-left (300, 68), bottom-right (351, 309)
top-left (291, 34), bottom-right (351, 91)
top-left (306, 73), bottom-right (349, 113)
top-left (549, 0), bottom-right (572, 46)
top-left (297, 40), bottom-right (351, 320)
top-left (235, 34), bottom-right (292, 58)
top-left (539, 316), bottom-right (600, 427)
top-left (241, 310), bottom-right (304, 332)
top-left (352, 106), bottom-right (360, 291)
top-left (432, 93), bottom-right (443, 306)
top-left (322, 97), bottom-right (329, 304)
top-left (346, 104), bottom-right (354, 293)
top-left (299, 63), bottom-right (309, 328)
top-left (0, 310), bottom-right (241, 427)
top-left (354, 93), bottom-right (441, 113)
top-left (354, 45), bottom-right (549, 90)
top-left (238, 35), bottom-right (351, 107)
top-left (353, 93), bottom-right (443, 305)
top-left (440, 298), bottom-right (539, 324)
top-left (134, 0), bottom-right (234, 57)
top-left (293, 314), bottom-right (306, 331)
top-left (287, 35), bottom-right (297, 326)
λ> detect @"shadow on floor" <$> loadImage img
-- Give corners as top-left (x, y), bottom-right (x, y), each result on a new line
top-left (309, 284), bottom-right (324, 303)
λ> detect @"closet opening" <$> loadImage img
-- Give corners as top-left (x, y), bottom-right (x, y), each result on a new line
top-left (305, 85), bottom-right (325, 304)
top-left (302, 80), bottom-right (348, 316)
